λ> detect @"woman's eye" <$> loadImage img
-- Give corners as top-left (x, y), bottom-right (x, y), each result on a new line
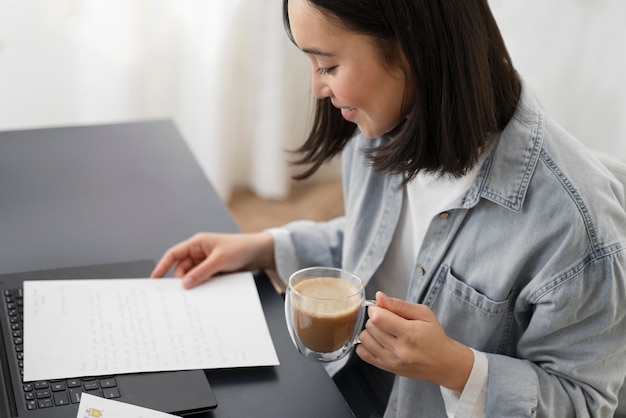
top-left (316, 66), bottom-right (337, 75)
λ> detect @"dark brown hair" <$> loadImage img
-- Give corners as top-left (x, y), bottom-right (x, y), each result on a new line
top-left (283, 0), bottom-right (520, 182)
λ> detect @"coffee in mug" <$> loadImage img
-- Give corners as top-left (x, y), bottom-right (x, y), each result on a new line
top-left (285, 267), bottom-right (374, 362)
top-left (292, 277), bottom-right (361, 352)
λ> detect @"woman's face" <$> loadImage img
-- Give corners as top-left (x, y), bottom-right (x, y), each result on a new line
top-left (288, 0), bottom-right (413, 139)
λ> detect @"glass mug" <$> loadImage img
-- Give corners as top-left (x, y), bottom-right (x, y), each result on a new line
top-left (285, 266), bottom-right (374, 362)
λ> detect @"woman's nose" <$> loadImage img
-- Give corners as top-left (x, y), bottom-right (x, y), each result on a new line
top-left (311, 73), bottom-right (332, 99)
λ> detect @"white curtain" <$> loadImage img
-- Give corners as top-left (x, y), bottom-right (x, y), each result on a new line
top-left (0, 1), bottom-right (624, 200)
top-left (0, 0), bottom-right (317, 200)
top-left (175, 0), bottom-right (317, 199)
top-left (490, 0), bottom-right (626, 158)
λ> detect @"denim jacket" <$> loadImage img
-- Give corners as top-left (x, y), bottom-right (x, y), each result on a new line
top-left (273, 81), bottom-right (626, 417)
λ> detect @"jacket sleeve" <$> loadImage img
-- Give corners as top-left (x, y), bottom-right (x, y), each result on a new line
top-left (270, 131), bottom-right (363, 285)
top-left (271, 216), bottom-right (346, 284)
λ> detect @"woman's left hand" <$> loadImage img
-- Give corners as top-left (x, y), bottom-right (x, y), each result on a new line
top-left (356, 292), bottom-right (474, 392)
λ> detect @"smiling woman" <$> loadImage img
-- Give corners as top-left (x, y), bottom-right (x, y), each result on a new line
top-left (286, 0), bottom-right (412, 140)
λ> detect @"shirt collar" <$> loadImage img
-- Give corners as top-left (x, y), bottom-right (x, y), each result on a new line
top-left (464, 78), bottom-right (544, 212)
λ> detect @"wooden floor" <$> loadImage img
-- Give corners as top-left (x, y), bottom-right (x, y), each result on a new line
top-left (227, 180), bottom-right (344, 233)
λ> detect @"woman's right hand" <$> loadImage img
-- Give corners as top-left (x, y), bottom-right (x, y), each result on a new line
top-left (150, 232), bottom-right (276, 289)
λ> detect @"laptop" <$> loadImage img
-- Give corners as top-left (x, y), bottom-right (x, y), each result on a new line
top-left (0, 260), bottom-right (218, 418)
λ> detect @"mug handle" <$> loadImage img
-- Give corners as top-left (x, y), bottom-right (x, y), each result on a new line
top-left (354, 300), bottom-right (376, 345)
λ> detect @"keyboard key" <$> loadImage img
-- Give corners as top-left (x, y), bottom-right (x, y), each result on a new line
top-left (69, 388), bottom-right (83, 404)
top-left (53, 392), bottom-right (70, 406)
top-left (37, 398), bottom-right (53, 408)
top-left (103, 387), bottom-right (121, 399)
top-left (23, 383), bottom-right (33, 392)
top-left (25, 400), bottom-right (37, 410)
top-left (100, 378), bottom-right (117, 388)
top-left (51, 381), bottom-right (67, 391)
top-left (67, 379), bottom-right (82, 388)
top-left (34, 381), bottom-right (49, 390)
top-left (84, 381), bottom-right (99, 391)
top-left (36, 390), bottom-right (51, 399)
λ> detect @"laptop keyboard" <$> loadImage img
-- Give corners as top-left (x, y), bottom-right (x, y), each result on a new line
top-left (4, 288), bottom-right (122, 411)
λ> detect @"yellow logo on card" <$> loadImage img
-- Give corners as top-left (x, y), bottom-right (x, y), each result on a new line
top-left (85, 408), bottom-right (104, 417)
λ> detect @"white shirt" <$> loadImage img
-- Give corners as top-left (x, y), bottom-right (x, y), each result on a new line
top-left (372, 162), bottom-right (489, 418)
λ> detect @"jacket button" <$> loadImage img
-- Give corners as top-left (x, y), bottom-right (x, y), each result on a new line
top-left (417, 267), bottom-right (425, 275)
top-left (393, 401), bottom-right (398, 410)
top-left (439, 212), bottom-right (449, 219)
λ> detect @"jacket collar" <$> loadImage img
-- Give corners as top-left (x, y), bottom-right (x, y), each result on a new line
top-left (464, 78), bottom-right (544, 212)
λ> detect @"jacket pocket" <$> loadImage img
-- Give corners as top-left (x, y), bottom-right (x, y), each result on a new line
top-left (423, 265), bottom-right (517, 354)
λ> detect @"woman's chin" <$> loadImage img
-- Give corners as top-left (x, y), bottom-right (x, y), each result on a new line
top-left (357, 125), bottom-right (384, 139)
top-left (359, 122), bottom-right (405, 140)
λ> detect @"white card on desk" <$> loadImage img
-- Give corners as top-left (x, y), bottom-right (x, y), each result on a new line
top-left (24, 272), bottom-right (279, 381)
top-left (77, 393), bottom-right (179, 417)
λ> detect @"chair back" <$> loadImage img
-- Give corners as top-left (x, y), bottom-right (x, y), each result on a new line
top-left (594, 152), bottom-right (626, 209)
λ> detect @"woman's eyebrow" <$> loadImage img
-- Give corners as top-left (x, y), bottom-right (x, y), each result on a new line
top-left (301, 47), bottom-right (335, 57)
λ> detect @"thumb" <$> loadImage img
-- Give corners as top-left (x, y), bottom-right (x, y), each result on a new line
top-left (375, 291), bottom-right (431, 321)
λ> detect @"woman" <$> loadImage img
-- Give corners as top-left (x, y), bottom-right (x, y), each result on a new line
top-left (152, 0), bottom-right (626, 416)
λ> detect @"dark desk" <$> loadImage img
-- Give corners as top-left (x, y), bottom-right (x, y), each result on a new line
top-left (0, 120), bottom-right (354, 417)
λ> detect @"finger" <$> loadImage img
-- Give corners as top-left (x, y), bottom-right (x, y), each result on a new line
top-left (359, 328), bottom-right (386, 352)
top-left (173, 258), bottom-right (195, 278)
top-left (375, 291), bottom-right (433, 321)
top-left (364, 312), bottom-right (398, 347)
top-left (367, 301), bottom-right (429, 340)
top-left (150, 237), bottom-right (197, 278)
top-left (180, 252), bottom-right (224, 289)
top-left (355, 330), bottom-right (377, 357)
top-left (356, 329), bottom-right (389, 369)
top-left (150, 250), bottom-right (178, 278)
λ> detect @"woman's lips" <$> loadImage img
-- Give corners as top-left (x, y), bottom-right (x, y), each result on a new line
top-left (340, 107), bottom-right (357, 121)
